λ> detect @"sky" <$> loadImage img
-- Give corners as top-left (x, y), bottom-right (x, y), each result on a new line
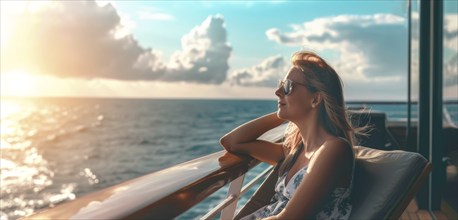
top-left (0, 0), bottom-right (457, 101)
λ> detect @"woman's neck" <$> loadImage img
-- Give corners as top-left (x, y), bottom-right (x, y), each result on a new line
top-left (294, 113), bottom-right (332, 154)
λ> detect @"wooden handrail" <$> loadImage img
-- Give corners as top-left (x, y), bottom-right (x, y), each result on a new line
top-left (24, 152), bottom-right (260, 219)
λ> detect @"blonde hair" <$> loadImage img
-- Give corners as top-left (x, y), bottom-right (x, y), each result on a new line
top-left (278, 51), bottom-right (366, 175)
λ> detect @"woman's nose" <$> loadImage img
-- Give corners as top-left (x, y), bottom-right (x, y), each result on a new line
top-left (275, 87), bottom-right (283, 97)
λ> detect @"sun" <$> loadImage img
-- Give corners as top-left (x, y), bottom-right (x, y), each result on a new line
top-left (0, 70), bottom-right (39, 97)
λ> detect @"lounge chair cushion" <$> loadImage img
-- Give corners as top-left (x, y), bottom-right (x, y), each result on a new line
top-left (350, 146), bottom-right (429, 219)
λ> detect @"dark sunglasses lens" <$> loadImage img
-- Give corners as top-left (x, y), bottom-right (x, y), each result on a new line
top-left (284, 80), bottom-right (291, 95)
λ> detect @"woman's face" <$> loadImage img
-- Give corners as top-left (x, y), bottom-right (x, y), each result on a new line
top-left (275, 67), bottom-right (315, 122)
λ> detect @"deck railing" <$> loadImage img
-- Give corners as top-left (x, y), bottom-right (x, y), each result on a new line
top-left (24, 124), bottom-right (286, 220)
top-left (23, 151), bottom-right (260, 219)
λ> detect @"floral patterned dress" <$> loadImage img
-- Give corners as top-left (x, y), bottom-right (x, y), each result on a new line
top-left (239, 160), bottom-right (354, 220)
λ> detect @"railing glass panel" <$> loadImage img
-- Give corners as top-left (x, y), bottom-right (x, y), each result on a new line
top-left (442, 0), bottom-right (458, 215)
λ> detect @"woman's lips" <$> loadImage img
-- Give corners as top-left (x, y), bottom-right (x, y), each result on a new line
top-left (278, 102), bottom-right (286, 107)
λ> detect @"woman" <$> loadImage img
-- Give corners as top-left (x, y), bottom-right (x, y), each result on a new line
top-left (220, 51), bottom-right (364, 220)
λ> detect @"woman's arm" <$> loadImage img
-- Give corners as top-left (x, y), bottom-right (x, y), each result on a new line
top-left (273, 138), bottom-right (353, 219)
top-left (220, 112), bottom-right (286, 165)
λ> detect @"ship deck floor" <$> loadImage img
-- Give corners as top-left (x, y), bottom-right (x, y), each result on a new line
top-left (400, 199), bottom-right (449, 220)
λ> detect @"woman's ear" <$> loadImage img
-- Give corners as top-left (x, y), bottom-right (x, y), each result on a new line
top-left (311, 93), bottom-right (322, 108)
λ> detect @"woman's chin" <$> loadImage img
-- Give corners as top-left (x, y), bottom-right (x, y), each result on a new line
top-left (277, 109), bottom-right (287, 119)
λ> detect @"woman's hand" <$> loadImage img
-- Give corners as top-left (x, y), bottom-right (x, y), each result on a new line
top-left (219, 112), bottom-right (287, 165)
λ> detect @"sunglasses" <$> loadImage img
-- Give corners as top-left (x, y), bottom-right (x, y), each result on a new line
top-left (278, 79), bottom-right (309, 95)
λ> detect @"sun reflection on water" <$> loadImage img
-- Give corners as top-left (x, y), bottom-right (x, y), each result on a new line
top-left (1, 101), bottom-right (23, 144)
top-left (0, 98), bottom-right (78, 220)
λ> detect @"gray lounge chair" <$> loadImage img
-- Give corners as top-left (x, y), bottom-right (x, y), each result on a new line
top-left (234, 146), bottom-right (432, 220)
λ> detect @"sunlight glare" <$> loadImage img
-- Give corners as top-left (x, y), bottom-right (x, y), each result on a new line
top-left (0, 1), bottom-right (24, 47)
top-left (0, 101), bottom-right (21, 120)
top-left (0, 1), bottom-right (53, 47)
top-left (0, 101), bottom-right (24, 146)
top-left (1, 71), bottom-right (39, 97)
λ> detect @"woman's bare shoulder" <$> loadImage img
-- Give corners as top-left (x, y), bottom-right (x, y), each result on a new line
top-left (324, 136), bottom-right (351, 150)
top-left (315, 137), bottom-right (353, 163)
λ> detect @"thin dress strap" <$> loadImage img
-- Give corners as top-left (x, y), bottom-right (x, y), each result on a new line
top-left (279, 142), bottom-right (304, 177)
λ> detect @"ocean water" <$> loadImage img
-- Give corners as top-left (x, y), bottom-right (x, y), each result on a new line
top-left (0, 98), bottom-right (278, 220)
top-left (1, 98), bottom-right (457, 220)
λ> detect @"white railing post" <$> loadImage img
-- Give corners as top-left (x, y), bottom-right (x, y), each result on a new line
top-left (201, 165), bottom-right (273, 220)
top-left (220, 174), bottom-right (245, 220)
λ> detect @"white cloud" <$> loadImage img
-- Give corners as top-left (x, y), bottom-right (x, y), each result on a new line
top-left (265, 12), bottom-right (458, 92)
top-left (266, 13), bottom-right (409, 85)
top-left (134, 49), bottom-right (166, 73)
top-left (1, 2), bottom-right (231, 84)
top-left (163, 15), bottom-right (232, 84)
top-left (229, 55), bottom-right (287, 87)
top-left (1, 1), bottom-right (158, 80)
top-left (113, 11), bottom-right (137, 39)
